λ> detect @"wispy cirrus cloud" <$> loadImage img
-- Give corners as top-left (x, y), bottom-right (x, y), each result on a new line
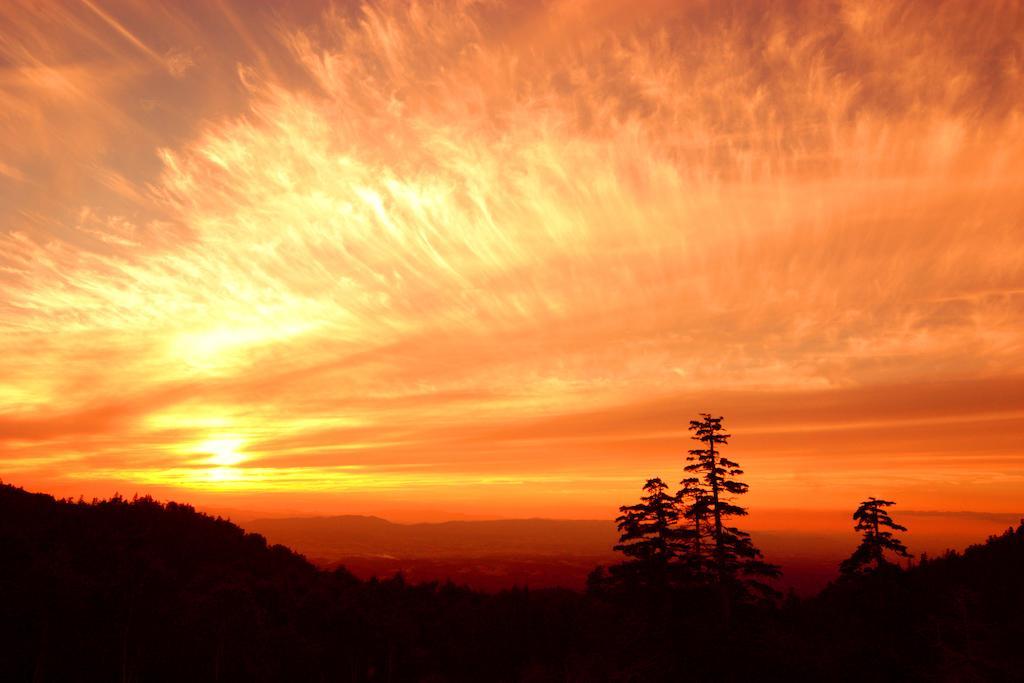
top-left (1, 0), bottom-right (1022, 517)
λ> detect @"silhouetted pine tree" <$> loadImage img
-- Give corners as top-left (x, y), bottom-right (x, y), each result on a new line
top-left (684, 414), bottom-right (779, 600)
top-left (840, 497), bottom-right (912, 575)
top-left (610, 478), bottom-right (684, 589)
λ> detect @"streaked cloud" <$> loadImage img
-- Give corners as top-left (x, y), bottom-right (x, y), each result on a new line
top-left (1, 0), bottom-right (1022, 518)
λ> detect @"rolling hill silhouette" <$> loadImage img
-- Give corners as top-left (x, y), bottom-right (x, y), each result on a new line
top-left (2, 482), bottom-right (1022, 681)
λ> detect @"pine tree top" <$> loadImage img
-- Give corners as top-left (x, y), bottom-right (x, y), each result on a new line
top-left (852, 497), bottom-right (908, 532)
top-left (688, 413), bottom-right (730, 444)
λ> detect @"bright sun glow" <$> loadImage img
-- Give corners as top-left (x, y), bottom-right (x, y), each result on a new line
top-left (197, 438), bottom-right (247, 467)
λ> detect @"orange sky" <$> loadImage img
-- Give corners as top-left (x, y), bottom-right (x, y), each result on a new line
top-left (1, 0), bottom-right (1023, 523)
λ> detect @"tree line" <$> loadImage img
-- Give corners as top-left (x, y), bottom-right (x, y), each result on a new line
top-left (595, 413), bottom-right (915, 611)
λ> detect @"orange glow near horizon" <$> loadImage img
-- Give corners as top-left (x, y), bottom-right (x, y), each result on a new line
top-left (1, 1), bottom-right (1023, 524)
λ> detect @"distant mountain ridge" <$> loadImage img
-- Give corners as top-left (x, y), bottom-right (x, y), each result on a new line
top-left (242, 510), bottom-right (1023, 593)
top-left (245, 515), bottom-right (619, 559)
top-left (243, 515), bottom-right (621, 590)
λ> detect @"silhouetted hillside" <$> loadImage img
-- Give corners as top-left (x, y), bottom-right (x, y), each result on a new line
top-left (796, 521), bottom-right (1024, 680)
top-left (0, 484), bottom-right (325, 681)
top-left (0, 484), bottom-right (625, 682)
top-left (1, 483), bottom-right (1022, 682)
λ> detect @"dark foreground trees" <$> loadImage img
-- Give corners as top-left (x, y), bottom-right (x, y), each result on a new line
top-left (840, 497), bottom-right (912, 576)
top-left (682, 414), bottom-right (779, 599)
top-left (1, 482), bottom-right (1023, 681)
top-left (602, 414), bottom-right (778, 605)
top-left (610, 477), bottom-right (684, 589)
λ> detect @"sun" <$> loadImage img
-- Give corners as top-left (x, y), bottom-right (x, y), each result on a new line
top-left (197, 437), bottom-right (247, 466)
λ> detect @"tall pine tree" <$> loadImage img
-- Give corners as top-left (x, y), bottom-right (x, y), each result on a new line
top-left (840, 497), bottom-right (912, 575)
top-left (683, 414), bottom-right (778, 599)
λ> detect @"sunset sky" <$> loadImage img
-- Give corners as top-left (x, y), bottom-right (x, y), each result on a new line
top-left (2, 0), bottom-right (1022, 524)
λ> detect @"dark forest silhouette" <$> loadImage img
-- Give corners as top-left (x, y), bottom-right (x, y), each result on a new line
top-left (596, 415), bottom-right (779, 616)
top-left (1, 415), bottom-right (1022, 680)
